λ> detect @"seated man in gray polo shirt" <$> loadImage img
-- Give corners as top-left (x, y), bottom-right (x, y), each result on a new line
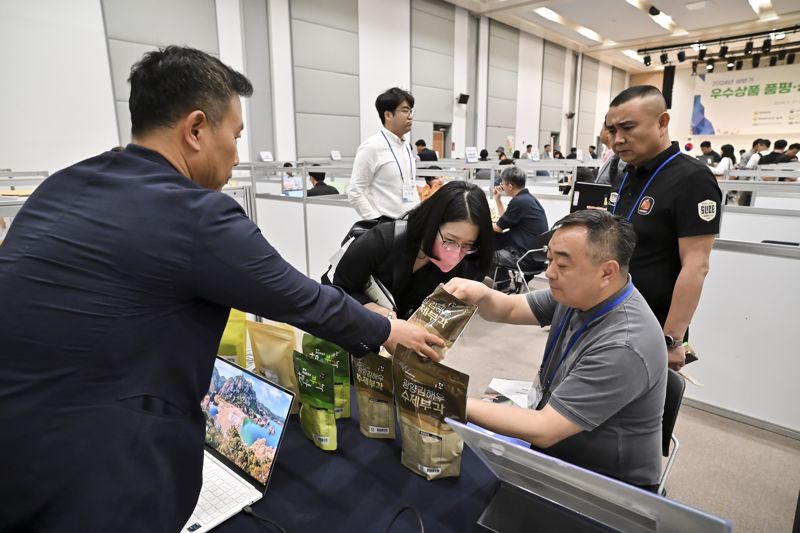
top-left (444, 209), bottom-right (667, 491)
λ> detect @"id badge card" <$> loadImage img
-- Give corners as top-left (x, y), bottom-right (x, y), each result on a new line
top-left (527, 374), bottom-right (543, 409)
top-left (402, 183), bottom-right (418, 203)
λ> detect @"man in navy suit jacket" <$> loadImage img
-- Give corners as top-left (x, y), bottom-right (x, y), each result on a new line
top-left (0, 46), bottom-right (442, 533)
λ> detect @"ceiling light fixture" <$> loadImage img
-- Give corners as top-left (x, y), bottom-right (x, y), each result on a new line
top-left (762, 38), bottom-right (772, 52)
top-left (747, 0), bottom-right (772, 16)
top-left (735, 60), bottom-right (743, 70)
top-left (677, 50), bottom-right (686, 62)
top-left (533, 7), bottom-right (561, 23)
top-left (727, 59), bottom-right (735, 68)
top-left (643, 55), bottom-right (652, 66)
top-left (623, 49), bottom-right (641, 61)
top-left (788, 53), bottom-right (796, 65)
top-left (698, 48), bottom-right (707, 60)
top-left (691, 62), bottom-right (698, 76)
top-left (719, 45), bottom-right (728, 58)
top-left (706, 59), bottom-right (715, 72)
top-left (769, 56), bottom-right (778, 66)
top-left (685, 1), bottom-right (707, 10)
top-left (577, 26), bottom-right (603, 42)
top-left (745, 41), bottom-right (754, 55)
top-left (752, 54), bottom-right (761, 68)
top-left (660, 52), bottom-right (669, 65)
top-left (778, 50), bottom-right (787, 60)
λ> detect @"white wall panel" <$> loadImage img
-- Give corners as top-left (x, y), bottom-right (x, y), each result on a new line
top-left (358, 0), bottom-right (411, 141)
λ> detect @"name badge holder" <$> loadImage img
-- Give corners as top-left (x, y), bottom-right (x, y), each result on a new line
top-left (381, 131), bottom-right (417, 204)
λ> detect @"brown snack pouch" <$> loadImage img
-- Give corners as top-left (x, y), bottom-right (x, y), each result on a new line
top-left (247, 321), bottom-right (300, 414)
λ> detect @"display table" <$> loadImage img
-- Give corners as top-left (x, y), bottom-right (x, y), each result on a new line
top-left (214, 391), bottom-right (499, 532)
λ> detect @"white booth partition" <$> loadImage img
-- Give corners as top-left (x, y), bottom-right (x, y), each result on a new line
top-left (687, 240), bottom-right (800, 436)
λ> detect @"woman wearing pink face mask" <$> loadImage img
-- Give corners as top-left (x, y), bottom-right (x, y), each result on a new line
top-left (333, 181), bottom-right (494, 319)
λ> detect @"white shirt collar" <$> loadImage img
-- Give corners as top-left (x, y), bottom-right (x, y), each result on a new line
top-left (381, 127), bottom-right (405, 144)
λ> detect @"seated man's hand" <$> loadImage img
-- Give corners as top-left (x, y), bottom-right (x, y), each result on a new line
top-left (443, 277), bottom-right (491, 305)
top-left (668, 344), bottom-right (686, 371)
top-left (384, 319), bottom-right (445, 362)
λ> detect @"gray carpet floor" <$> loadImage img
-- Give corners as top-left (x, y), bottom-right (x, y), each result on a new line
top-left (445, 311), bottom-right (800, 533)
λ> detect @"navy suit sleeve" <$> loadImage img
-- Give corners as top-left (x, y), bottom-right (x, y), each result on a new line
top-left (192, 195), bottom-right (390, 355)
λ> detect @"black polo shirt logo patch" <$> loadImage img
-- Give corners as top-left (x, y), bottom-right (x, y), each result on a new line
top-left (698, 199), bottom-right (717, 221)
top-left (637, 196), bottom-right (654, 215)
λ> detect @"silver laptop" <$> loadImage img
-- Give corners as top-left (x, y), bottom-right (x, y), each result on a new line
top-left (182, 357), bottom-right (295, 532)
top-left (446, 418), bottom-right (732, 533)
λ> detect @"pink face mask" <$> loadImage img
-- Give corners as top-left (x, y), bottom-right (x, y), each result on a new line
top-left (429, 239), bottom-right (466, 273)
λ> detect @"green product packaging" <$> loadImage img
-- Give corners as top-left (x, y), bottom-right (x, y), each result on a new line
top-left (293, 350), bottom-right (337, 451)
top-left (352, 352), bottom-right (395, 439)
top-left (393, 285), bottom-right (475, 480)
top-left (247, 320), bottom-right (300, 415)
top-left (218, 309), bottom-right (247, 368)
top-left (301, 334), bottom-right (351, 419)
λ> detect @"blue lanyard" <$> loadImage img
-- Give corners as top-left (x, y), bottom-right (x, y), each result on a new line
top-left (612, 151), bottom-right (681, 221)
top-left (380, 131), bottom-right (414, 184)
top-left (540, 283), bottom-right (635, 390)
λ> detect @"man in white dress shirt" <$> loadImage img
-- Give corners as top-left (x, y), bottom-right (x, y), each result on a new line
top-left (347, 88), bottom-right (418, 220)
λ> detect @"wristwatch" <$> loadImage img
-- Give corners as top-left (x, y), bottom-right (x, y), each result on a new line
top-left (664, 335), bottom-right (683, 349)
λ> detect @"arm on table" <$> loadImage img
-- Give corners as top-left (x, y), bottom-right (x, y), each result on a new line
top-left (443, 278), bottom-right (539, 325)
top-left (467, 399), bottom-right (582, 449)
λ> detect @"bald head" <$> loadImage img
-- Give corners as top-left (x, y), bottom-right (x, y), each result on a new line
top-left (605, 85), bottom-right (672, 167)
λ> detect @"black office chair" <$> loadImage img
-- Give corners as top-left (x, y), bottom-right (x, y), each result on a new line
top-left (491, 247), bottom-right (546, 294)
top-left (658, 369), bottom-right (686, 496)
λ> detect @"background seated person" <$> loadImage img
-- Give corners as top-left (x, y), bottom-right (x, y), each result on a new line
top-left (415, 139), bottom-right (438, 161)
top-left (417, 165), bottom-right (445, 202)
top-left (307, 165), bottom-right (339, 197)
top-left (333, 181), bottom-right (493, 319)
top-left (444, 210), bottom-right (667, 492)
top-left (493, 166), bottom-right (549, 276)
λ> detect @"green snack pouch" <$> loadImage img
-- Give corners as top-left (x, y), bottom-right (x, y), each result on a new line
top-left (247, 321), bottom-right (300, 414)
top-left (293, 351), bottom-right (337, 451)
top-left (352, 351), bottom-right (395, 439)
top-left (302, 334), bottom-right (351, 419)
top-left (407, 285), bottom-right (477, 359)
top-left (393, 285), bottom-right (475, 480)
top-left (393, 346), bottom-right (469, 480)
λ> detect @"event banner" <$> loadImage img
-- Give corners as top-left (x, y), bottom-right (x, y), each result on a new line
top-left (692, 64), bottom-right (800, 135)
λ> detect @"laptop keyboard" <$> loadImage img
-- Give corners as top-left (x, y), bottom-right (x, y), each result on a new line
top-left (183, 454), bottom-right (261, 532)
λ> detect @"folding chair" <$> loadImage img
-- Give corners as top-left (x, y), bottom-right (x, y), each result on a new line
top-left (658, 369), bottom-right (686, 496)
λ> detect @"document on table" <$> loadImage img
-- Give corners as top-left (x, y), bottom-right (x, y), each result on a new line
top-left (481, 378), bottom-right (533, 409)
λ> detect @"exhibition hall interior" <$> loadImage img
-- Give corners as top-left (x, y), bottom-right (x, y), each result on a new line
top-left (1, 0), bottom-right (799, 532)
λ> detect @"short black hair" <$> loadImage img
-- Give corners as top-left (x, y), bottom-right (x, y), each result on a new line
top-left (789, 143), bottom-right (800, 151)
top-left (500, 166), bottom-right (526, 188)
top-left (415, 139), bottom-right (427, 147)
top-left (407, 181), bottom-right (494, 275)
top-left (308, 163), bottom-right (325, 182)
top-left (752, 139), bottom-right (762, 147)
top-left (774, 139), bottom-right (788, 150)
top-left (609, 85), bottom-right (665, 109)
top-left (128, 46), bottom-right (252, 136)
top-left (759, 138), bottom-right (771, 149)
top-left (544, 144), bottom-right (551, 149)
top-left (512, 150), bottom-right (520, 159)
top-left (375, 87), bottom-right (414, 125)
top-left (589, 145), bottom-right (596, 150)
top-left (570, 147), bottom-right (577, 153)
top-left (700, 141), bottom-right (712, 148)
top-left (526, 144), bottom-right (532, 149)
top-left (498, 158), bottom-right (514, 165)
top-left (552, 210), bottom-right (637, 273)
top-left (283, 162), bottom-right (293, 168)
top-left (422, 165), bottom-right (441, 185)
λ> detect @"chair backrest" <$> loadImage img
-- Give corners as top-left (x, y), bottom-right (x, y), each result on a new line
top-left (662, 369), bottom-right (686, 456)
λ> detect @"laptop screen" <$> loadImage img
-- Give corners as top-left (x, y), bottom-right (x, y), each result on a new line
top-left (201, 357), bottom-right (294, 487)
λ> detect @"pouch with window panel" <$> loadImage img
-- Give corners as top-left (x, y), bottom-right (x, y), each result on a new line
top-left (301, 334), bottom-right (351, 419)
top-left (392, 285), bottom-right (475, 480)
top-left (393, 347), bottom-right (469, 480)
top-left (248, 321), bottom-right (300, 414)
top-left (352, 351), bottom-right (395, 439)
top-left (293, 351), bottom-right (337, 451)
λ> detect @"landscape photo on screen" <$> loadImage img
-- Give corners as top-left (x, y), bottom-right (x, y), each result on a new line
top-left (201, 359), bottom-right (293, 484)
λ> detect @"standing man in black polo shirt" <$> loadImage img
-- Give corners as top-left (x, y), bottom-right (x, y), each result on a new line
top-left (605, 86), bottom-right (721, 371)
top-left (493, 166), bottom-right (549, 284)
